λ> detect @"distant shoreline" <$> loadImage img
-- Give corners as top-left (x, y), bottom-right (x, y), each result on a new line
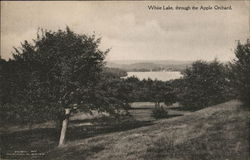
top-left (123, 71), bottom-right (183, 81)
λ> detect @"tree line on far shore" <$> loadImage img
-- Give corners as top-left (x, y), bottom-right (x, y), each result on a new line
top-left (0, 27), bottom-right (249, 146)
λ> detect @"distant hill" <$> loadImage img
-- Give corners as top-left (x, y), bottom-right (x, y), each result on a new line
top-left (107, 60), bottom-right (193, 72)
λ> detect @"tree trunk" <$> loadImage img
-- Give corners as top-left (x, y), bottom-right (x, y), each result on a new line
top-left (58, 108), bottom-right (71, 147)
top-left (155, 101), bottom-right (160, 108)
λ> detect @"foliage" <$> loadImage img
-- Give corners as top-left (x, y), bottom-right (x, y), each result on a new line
top-left (102, 67), bottom-right (127, 79)
top-left (230, 40), bottom-right (250, 107)
top-left (151, 106), bottom-right (169, 119)
top-left (0, 27), bottom-right (126, 125)
top-left (0, 103), bottom-right (63, 125)
top-left (122, 76), bottom-right (141, 103)
top-left (148, 80), bottom-right (176, 107)
top-left (178, 60), bottom-right (230, 109)
top-left (168, 79), bottom-right (184, 102)
top-left (120, 77), bottom-right (177, 106)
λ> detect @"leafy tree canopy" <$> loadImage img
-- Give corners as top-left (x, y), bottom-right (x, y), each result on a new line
top-left (231, 40), bottom-right (250, 107)
top-left (178, 60), bottom-right (229, 108)
top-left (0, 27), bottom-right (126, 124)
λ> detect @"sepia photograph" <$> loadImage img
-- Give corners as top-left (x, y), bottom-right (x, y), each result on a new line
top-left (0, 1), bottom-right (250, 159)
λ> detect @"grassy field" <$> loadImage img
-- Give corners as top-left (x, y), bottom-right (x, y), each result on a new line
top-left (1, 100), bottom-right (249, 160)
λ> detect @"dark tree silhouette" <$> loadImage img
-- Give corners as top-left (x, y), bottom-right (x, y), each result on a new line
top-left (178, 60), bottom-right (228, 109)
top-left (231, 40), bottom-right (250, 107)
top-left (0, 27), bottom-right (126, 146)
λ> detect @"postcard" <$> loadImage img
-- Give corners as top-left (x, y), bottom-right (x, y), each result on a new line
top-left (1, 1), bottom-right (249, 160)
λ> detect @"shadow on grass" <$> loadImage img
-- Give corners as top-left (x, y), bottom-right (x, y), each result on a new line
top-left (153, 114), bottom-right (183, 120)
top-left (1, 128), bottom-right (59, 160)
top-left (67, 120), bottom-right (153, 141)
top-left (0, 107), bottom-right (183, 158)
top-left (45, 141), bottom-right (106, 160)
top-left (168, 106), bottom-right (201, 112)
top-left (0, 118), bottom-right (154, 157)
top-left (130, 107), bottom-right (154, 110)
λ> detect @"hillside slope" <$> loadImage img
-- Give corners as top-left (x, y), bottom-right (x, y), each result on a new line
top-left (46, 100), bottom-right (250, 160)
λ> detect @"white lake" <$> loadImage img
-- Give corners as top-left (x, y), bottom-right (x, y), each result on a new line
top-left (124, 71), bottom-right (183, 81)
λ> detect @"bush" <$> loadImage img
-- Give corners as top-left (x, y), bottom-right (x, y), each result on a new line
top-left (151, 106), bottom-right (169, 119)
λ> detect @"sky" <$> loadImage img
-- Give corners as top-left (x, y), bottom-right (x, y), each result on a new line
top-left (1, 1), bottom-right (249, 61)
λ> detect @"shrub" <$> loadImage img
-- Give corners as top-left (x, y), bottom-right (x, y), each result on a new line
top-left (151, 106), bottom-right (169, 119)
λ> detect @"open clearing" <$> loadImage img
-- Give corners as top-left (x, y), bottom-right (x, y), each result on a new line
top-left (1, 100), bottom-right (249, 160)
